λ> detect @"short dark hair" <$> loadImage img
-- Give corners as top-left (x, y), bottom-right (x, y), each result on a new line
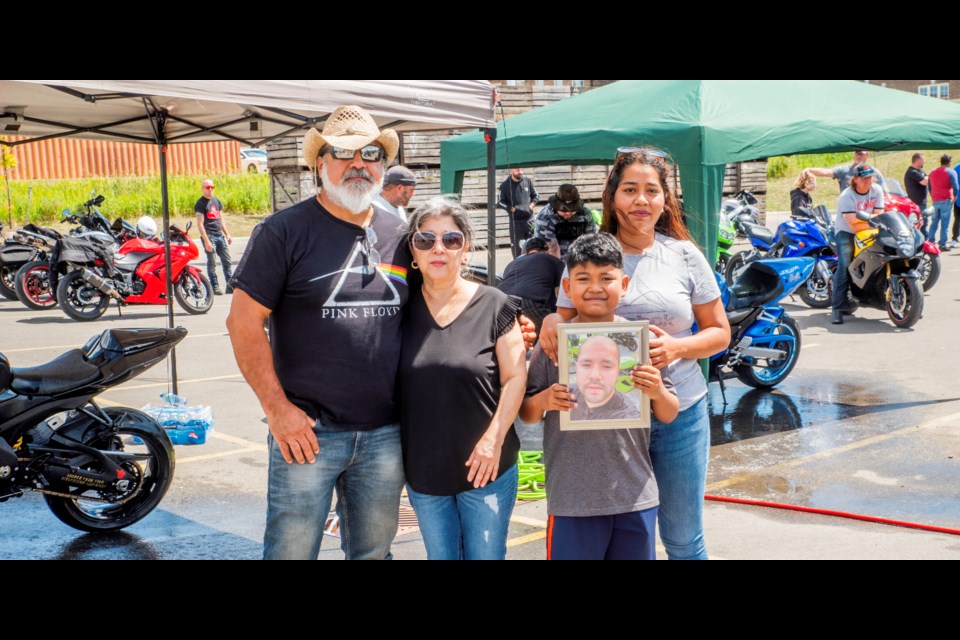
top-left (564, 233), bottom-right (623, 271)
top-left (524, 237), bottom-right (548, 253)
top-left (912, 152), bottom-right (924, 163)
top-left (942, 154), bottom-right (952, 166)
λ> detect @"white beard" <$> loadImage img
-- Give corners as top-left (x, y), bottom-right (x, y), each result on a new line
top-left (321, 163), bottom-right (383, 214)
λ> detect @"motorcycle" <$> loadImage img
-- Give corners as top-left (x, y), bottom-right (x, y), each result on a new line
top-left (0, 223), bottom-right (62, 301)
top-left (709, 257), bottom-right (814, 398)
top-left (846, 209), bottom-right (925, 329)
top-left (0, 327), bottom-right (184, 532)
top-left (716, 210), bottom-right (736, 274)
top-left (14, 197), bottom-right (130, 311)
top-left (721, 189), bottom-right (763, 238)
top-left (56, 221), bottom-right (213, 321)
top-left (883, 178), bottom-right (941, 291)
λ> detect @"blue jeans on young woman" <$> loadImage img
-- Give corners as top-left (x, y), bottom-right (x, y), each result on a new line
top-left (928, 200), bottom-right (952, 246)
top-left (263, 421), bottom-right (404, 560)
top-left (832, 231), bottom-right (855, 312)
top-left (649, 396), bottom-right (710, 560)
top-left (205, 234), bottom-right (233, 290)
top-left (407, 464), bottom-right (518, 560)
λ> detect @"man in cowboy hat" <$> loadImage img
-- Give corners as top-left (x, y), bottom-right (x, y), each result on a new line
top-left (227, 105), bottom-right (410, 560)
top-left (532, 183), bottom-right (598, 257)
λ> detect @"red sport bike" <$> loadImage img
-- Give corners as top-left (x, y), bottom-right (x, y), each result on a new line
top-left (56, 222), bottom-right (214, 321)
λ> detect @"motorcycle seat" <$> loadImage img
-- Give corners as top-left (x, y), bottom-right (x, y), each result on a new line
top-left (9, 349), bottom-right (100, 396)
top-left (739, 220), bottom-right (775, 245)
top-left (726, 261), bottom-right (784, 311)
top-left (725, 307), bottom-right (754, 326)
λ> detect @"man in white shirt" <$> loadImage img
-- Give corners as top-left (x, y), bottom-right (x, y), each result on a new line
top-left (373, 166), bottom-right (417, 219)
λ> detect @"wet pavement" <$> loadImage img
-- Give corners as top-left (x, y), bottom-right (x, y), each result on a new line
top-left (2, 227), bottom-right (960, 559)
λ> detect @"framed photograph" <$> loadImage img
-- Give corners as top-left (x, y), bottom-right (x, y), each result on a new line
top-left (558, 321), bottom-right (650, 431)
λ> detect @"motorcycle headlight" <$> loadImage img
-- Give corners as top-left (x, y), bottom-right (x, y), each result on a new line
top-left (897, 232), bottom-right (916, 257)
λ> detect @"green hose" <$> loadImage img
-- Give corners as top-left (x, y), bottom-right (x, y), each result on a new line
top-left (517, 450), bottom-right (546, 500)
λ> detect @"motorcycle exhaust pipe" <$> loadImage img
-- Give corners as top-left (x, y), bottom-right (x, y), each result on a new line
top-left (80, 269), bottom-right (123, 300)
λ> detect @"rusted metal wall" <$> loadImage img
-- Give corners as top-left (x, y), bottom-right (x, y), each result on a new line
top-left (2, 137), bottom-right (243, 179)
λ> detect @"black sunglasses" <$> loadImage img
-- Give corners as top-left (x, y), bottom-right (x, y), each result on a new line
top-left (412, 230), bottom-right (466, 252)
top-left (328, 145), bottom-right (385, 162)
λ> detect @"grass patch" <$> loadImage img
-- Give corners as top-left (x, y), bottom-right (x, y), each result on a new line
top-left (765, 149), bottom-right (959, 212)
top-left (0, 173), bottom-right (269, 227)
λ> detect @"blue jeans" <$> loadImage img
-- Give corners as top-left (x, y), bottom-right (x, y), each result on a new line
top-left (649, 396), bottom-right (710, 560)
top-left (263, 421), bottom-right (404, 560)
top-left (205, 234), bottom-right (233, 289)
top-left (928, 200), bottom-right (952, 246)
top-left (407, 464), bottom-right (518, 560)
top-left (832, 230), bottom-right (855, 312)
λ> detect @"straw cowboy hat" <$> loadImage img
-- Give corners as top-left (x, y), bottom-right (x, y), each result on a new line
top-left (302, 105), bottom-right (399, 169)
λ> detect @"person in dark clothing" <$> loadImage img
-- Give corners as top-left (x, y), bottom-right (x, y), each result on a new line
top-left (790, 172), bottom-right (816, 218)
top-left (532, 183), bottom-right (599, 256)
top-left (904, 153), bottom-right (930, 237)
top-left (498, 168), bottom-right (539, 258)
top-left (195, 179), bottom-right (235, 295)
top-left (497, 237), bottom-right (564, 337)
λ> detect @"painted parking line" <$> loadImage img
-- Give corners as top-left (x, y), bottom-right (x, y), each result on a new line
top-left (177, 447), bottom-right (263, 464)
top-left (1, 332), bottom-right (230, 354)
top-left (116, 374), bottom-right (242, 391)
top-left (802, 343), bottom-right (820, 349)
top-left (707, 409), bottom-right (960, 492)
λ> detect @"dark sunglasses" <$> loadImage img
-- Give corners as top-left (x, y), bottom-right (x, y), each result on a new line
top-left (556, 203), bottom-right (580, 213)
top-left (616, 146), bottom-right (668, 160)
top-left (412, 230), bottom-right (465, 252)
top-left (328, 145), bottom-right (385, 162)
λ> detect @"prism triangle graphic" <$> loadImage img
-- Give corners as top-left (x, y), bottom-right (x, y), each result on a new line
top-left (323, 243), bottom-right (400, 308)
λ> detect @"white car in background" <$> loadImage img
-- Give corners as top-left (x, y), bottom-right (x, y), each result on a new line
top-left (240, 148), bottom-right (268, 173)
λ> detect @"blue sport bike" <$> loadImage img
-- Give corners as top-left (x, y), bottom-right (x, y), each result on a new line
top-left (709, 256), bottom-right (814, 399)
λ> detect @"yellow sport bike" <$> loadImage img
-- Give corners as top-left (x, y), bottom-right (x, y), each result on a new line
top-left (846, 209), bottom-right (925, 329)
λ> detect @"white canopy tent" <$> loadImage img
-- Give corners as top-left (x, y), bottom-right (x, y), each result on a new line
top-left (1, 80), bottom-right (499, 389)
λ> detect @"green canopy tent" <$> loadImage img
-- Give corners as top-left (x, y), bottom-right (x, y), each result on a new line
top-left (441, 80), bottom-right (960, 275)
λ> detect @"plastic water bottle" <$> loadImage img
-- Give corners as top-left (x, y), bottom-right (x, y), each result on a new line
top-left (160, 392), bottom-right (188, 407)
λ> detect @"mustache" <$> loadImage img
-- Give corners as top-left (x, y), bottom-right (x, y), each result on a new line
top-left (341, 168), bottom-right (374, 184)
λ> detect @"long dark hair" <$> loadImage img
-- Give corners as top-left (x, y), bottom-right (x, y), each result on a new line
top-left (600, 148), bottom-right (691, 242)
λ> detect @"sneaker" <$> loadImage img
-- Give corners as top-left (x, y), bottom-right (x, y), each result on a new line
top-left (213, 287), bottom-right (223, 296)
top-left (948, 240), bottom-right (959, 249)
top-left (939, 244), bottom-right (952, 252)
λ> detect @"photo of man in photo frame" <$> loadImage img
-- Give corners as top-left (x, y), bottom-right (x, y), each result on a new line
top-left (569, 333), bottom-right (642, 421)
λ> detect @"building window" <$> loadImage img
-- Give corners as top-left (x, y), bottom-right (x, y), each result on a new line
top-left (571, 80), bottom-right (585, 88)
top-left (553, 80), bottom-right (564, 86)
top-left (919, 83), bottom-right (949, 99)
top-left (506, 80), bottom-right (523, 87)
top-left (534, 80), bottom-right (544, 86)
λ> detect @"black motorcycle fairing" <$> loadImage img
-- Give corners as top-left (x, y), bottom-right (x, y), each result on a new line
top-left (0, 354), bottom-right (10, 393)
top-left (726, 261), bottom-right (785, 311)
top-left (739, 220), bottom-right (776, 246)
top-left (9, 350), bottom-right (100, 396)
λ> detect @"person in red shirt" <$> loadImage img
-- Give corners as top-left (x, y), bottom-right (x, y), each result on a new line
top-left (926, 154), bottom-right (959, 251)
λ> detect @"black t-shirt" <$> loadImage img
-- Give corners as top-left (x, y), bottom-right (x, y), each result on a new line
top-left (195, 196), bottom-right (225, 236)
top-left (904, 166), bottom-right (928, 208)
top-left (233, 197), bottom-right (412, 430)
top-left (497, 252), bottom-right (564, 308)
top-left (399, 285), bottom-right (521, 495)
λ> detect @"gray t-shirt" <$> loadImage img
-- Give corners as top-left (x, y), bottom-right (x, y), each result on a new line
top-left (557, 233), bottom-right (721, 411)
top-left (832, 164), bottom-right (886, 192)
top-left (526, 344), bottom-right (675, 517)
top-left (835, 184), bottom-right (885, 235)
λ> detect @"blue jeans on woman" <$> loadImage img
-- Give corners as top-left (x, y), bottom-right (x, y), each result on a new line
top-left (263, 421), bottom-right (404, 560)
top-left (407, 464), bottom-right (518, 560)
top-left (649, 396), bottom-right (710, 560)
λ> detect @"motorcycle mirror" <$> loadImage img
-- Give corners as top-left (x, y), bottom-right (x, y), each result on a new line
top-left (94, 195), bottom-right (105, 206)
top-left (185, 221), bottom-right (193, 232)
top-left (61, 208), bottom-right (71, 218)
top-left (855, 210), bottom-right (872, 221)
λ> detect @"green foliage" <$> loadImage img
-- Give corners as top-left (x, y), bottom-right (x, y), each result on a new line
top-left (2, 173), bottom-right (269, 224)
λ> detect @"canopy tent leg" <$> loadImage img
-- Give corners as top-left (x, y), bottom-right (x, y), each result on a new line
top-left (485, 127), bottom-right (497, 285)
top-left (158, 141), bottom-right (178, 395)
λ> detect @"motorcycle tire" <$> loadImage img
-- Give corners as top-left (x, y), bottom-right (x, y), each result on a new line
top-left (15, 260), bottom-right (58, 311)
top-left (734, 314), bottom-right (801, 389)
top-left (918, 253), bottom-right (941, 292)
top-left (797, 272), bottom-right (832, 308)
top-left (174, 271), bottom-right (214, 315)
top-left (886, 277), bottom-right (923, 329)
top-left (0, 264), bottom-right (19, 301)
top-left (56, 270), bottom-right (111, 321)
top-left (45, 408), bottom-right (175, 533)
top-left (724, 251), bottom-right (751, 287)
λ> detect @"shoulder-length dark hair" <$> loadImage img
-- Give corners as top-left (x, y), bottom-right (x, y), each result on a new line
top-left (600, 148), bottom-right (692, 243)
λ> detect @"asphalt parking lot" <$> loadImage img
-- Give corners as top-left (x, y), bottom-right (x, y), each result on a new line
top-left (1, 226), bottom-right (959, 559)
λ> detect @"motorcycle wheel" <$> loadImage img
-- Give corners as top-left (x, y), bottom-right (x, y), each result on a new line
top-left (886, 277), bottom-right (923, 329)
top-left (174, 271), bottom-right (214, 315)
top-left (15, 260), bottom-right (58, 310)
top-left (56, 270), bottom-right (111, 321)
top-left (44, 408), bottom-right (175, 533)
top-left (715, 253), bottom-right (729, 275)
top-left (797, 271), bottom-right (832, 308)
top-left (0, 264), bottom-right (19, 300)
top-left (918, 253), bottom-right (941, 292)
top-left (724, 251), bottom-right (750, 286)
top-left (734, 314), bottom-right (801, 389)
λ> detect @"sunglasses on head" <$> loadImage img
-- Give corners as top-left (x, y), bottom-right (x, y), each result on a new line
top-left (616, 146), bottom-right (668, 161)
top-left (412, 230), bottom-right (466, 252)
top-left (327, 145), bottom-right (385, 162)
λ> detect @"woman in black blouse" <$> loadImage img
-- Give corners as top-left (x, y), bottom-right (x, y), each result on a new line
top-left (791, 171), bottom-right (817, 218)
top-left (399, 198), bottom-right (527, 560)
